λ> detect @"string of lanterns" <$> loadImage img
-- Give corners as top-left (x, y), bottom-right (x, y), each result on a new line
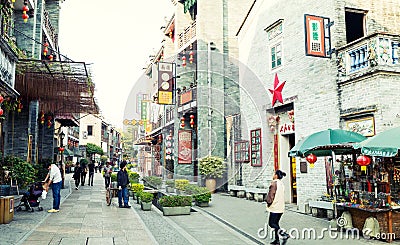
top-left (22, 0), bottom-right (29, 23)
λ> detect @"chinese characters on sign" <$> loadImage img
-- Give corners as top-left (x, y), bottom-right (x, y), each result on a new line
top-left (304, 14), bottom-right (331, 57)
top-left (178, 130), bottom-right (192, 164)
top-left (158, 62), bottom-right (175, 105)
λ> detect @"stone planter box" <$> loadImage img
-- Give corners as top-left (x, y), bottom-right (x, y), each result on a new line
top-left (162, 206), bottom-right (191, 216)
top-left (141, 202), bottom-right (152, 211)
top-left (195, 201), bottom-right (209, 207)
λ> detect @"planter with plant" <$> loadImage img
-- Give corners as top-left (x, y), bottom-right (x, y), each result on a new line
top-left (199, 155), bottom-right (225, 193)
top-left (4, 156), bottom-right (37, 192)
top-left (159, 195), bottom-right (192, 216)
top-left (193, 187), bottom-right (212, 207)
top-left (131, 183), bottom-right (144, 200)
top-left (174, 179), bottom-right (189, 194)
top-left (165, 180), bottom-right (175, 193)
top-left (142, 176), bottom-right (162, 189)
top-left (139, 191), bottom-right (154, 211)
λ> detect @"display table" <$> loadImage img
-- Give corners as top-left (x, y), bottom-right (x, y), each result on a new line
top-left (337, 203), bottom-right (399, 242)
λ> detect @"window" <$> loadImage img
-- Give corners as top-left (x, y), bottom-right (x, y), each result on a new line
top-left (345, 9), bottom-right (366, 43)
top-left (250, 129), bottom-right (262, 167)
top-left (87, 125), bottom-right (93, 136)
top-left (234, 141), bottom-right (250, 163)
top-left (271, 43), bottom-right (282, 69)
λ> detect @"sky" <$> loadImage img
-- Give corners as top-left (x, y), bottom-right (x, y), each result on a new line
top-left (58, 0), bottom-right (175, 129)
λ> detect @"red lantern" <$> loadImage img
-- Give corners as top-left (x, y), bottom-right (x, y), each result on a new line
top-left (190, 114), bottom-right (195, 128)
top-left (306, 153), bottom-right (317, 168)
top-left (40, 111), bottom-right (45, 124)
top-left (189, 51), bottom-right (194, 63)
top-left (180, 116), bottom-right (185, 128)
top-left (59, 147), bottom-right (64, 152)
top-left (0, 108), bottom-right (3, 116)
top-left (22, 5), bottom-right (29, 12)
top-left (43, 42), bottom-right (49, 55)
top-left (47, 115), bottom-right (52, 128)
top-left (356, 155), bottom-right (371, 172)
top-left (22, 13), bottom-right (29, 22)
top-left (182, 56), bottom-right (186, 67)
top-left (49, 55), bottom-right (53, 61)
top-left (0, 95), bottom-right (4, 104)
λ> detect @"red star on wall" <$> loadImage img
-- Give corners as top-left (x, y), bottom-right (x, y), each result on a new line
top-left (268, 73), bottom-right (286, 106)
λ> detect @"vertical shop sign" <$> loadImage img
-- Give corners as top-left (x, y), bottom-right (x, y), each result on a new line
top-left (158, 62), bottom-right (175, 105)
top-left (178, 130), bottom-right (192, 164)
top-left (274, 134), bottom-right (279, 171)
top-left (304, 14), bottom-right (332, 58)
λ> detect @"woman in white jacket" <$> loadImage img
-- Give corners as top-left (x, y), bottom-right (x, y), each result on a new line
top-left (266, 170), bottom-right (289, 245)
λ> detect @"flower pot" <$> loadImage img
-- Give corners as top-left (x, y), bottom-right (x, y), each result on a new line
top-left (205, 179), bottom-right (216, 193)
top-left (195, 200), bottom-right (209, 207)
top-left (162, 206), bottom-right (191, 216)
top-left (141, 202), bottom-right (152, 211)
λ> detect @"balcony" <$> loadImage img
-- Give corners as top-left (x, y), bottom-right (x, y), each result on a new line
top-left (43, 7), bottom-right (58, 50)
top-left (336, 33), bottom-right (400, 83)
top-left (177, 21), bottom-right (196, 49)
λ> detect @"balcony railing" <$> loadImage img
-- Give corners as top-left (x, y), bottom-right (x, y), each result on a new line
top-left (177, 21), bottom-right (196, 49)
top-left (336, 33), bottom-right (400, 82)
top-left (43, 7), bottom-right (58, 49)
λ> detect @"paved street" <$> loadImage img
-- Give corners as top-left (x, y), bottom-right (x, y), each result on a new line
top-left (1, 173), bottom-right (399, 245)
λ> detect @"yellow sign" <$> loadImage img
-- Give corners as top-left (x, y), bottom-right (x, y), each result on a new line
top-left (145, 121), bottom-right (152, 133)
top-left (158, 91), bottom-right (173, 104)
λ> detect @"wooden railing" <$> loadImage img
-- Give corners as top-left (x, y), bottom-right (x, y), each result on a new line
top-left (177, 21), bottom-right (196, 49)
top-left (43, 7), bottom-right (58, 49)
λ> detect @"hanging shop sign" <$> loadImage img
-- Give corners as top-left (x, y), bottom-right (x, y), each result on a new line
top-left (304, 14), bottom-right (332, 58)
top-left (180, 90), bottom-right (193, 105)
top-left (158, 62), bottom-right (175, 105)
top-left (178, 130), bottom-right (192, 164)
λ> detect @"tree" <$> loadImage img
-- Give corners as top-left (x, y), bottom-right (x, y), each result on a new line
top-left (86, 143), bottom-right (103, 162)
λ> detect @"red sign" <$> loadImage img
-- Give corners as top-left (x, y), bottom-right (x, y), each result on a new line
top-left (180, 90), bottom-right (193, 105)
top-left (274, 134), bottom-right (279, 171)
top-left (178, 130), bottom-right (192, 164)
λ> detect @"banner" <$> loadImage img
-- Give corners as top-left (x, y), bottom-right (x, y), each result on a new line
top-left (178, 130), bottom-right (192, 164)
top-left (158, 62), bottom-right (175, 105)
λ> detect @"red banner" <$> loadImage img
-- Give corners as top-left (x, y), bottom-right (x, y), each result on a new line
top-left (178, 130), bottom-right (192, 164)
top-left (274, 134), bottom-right (279, 171)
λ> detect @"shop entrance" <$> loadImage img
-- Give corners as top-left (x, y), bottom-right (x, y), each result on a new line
top-left (288, 134), bottom-right (297, 203)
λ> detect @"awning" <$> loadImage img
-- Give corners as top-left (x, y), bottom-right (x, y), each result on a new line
top-left (63, 148), bottom-right (74, 156)
top-left (56, 114), bottom-right (79, 127)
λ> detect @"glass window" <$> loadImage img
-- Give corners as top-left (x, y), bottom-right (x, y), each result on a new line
top-left (250, 129), bottom-right (262, 167)
top-left (87, 125), bottom-right (93, 136)
top-left (271, 43), bottom-right (282, 69)
top-left (234, 141), bottom-right (250, 163)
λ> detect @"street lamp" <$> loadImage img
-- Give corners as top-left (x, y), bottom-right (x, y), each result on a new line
top-left (59, 131), bottom-right (65, 188)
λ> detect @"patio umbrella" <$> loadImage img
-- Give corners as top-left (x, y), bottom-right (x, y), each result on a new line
top-left (354, 126), bottom-right (400, 157)
top-left (289, 128), bottom-right (367, 157)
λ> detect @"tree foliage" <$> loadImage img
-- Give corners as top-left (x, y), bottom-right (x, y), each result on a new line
top-left (86, 143), bottom-right (103, 156)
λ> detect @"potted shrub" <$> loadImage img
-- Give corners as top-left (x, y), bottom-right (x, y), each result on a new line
top-left (165, 180), bottom-right (175, 193)
top-left (4, 156), bottom-right (37, 192)
top-left (142, 176), bottom-right (162, 189)
top-left (131, 183), bottom-right (144, 200)
top-left (199, 155), bottom-right (225, 193)
top-left (159, 195), bottom-right (192, 216)
top-left (139, 191), bottom-right (154, 211)
top-left (193, 187), bottom-right (212, 207)
top-left (175, 179), bottom-right (189, 194)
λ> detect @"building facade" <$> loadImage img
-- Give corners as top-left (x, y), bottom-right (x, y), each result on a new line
top-left (236, 0), bottom-right (400, 211)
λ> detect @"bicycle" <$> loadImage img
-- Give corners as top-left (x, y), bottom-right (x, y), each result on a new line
top-left (105, 183), bottom-right (119, 206)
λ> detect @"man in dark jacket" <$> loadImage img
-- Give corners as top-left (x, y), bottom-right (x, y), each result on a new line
top-left (73, 162), bottom-right (82, 190)
top-left (117, 161), bottom-right (130, 208)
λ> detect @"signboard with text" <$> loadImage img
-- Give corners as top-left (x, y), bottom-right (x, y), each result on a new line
top-left (178, 130), bottom-right (192, 164)
top-left (158, 62), bottom-right (175, 105)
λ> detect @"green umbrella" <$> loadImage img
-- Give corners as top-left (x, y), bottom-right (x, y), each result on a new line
top-left (289, 128), bottom-right (367, 157)
top-left (353, 126), bottom-right (400, 157)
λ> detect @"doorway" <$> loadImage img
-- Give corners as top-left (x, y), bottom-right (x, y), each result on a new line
top-left (288, 134), bottom-right (297, 203)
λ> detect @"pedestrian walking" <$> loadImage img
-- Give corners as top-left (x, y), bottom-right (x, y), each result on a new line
top-left (80, 160), bottom-right (87, 186)
top-left (266, 170), bottom-right (289, 245)
top-left (117, 161), bottom-right (131, 208)
top-left (94, 161), bottom-right (99, 173)
top-left (73, 162), bottom-right (82, 190)
top-left (103, 162), bottom-right (112, 189)
top-left (43, 163), bottom-right (62, 213)
top-left (88, 161), bottom-right (95, 186)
